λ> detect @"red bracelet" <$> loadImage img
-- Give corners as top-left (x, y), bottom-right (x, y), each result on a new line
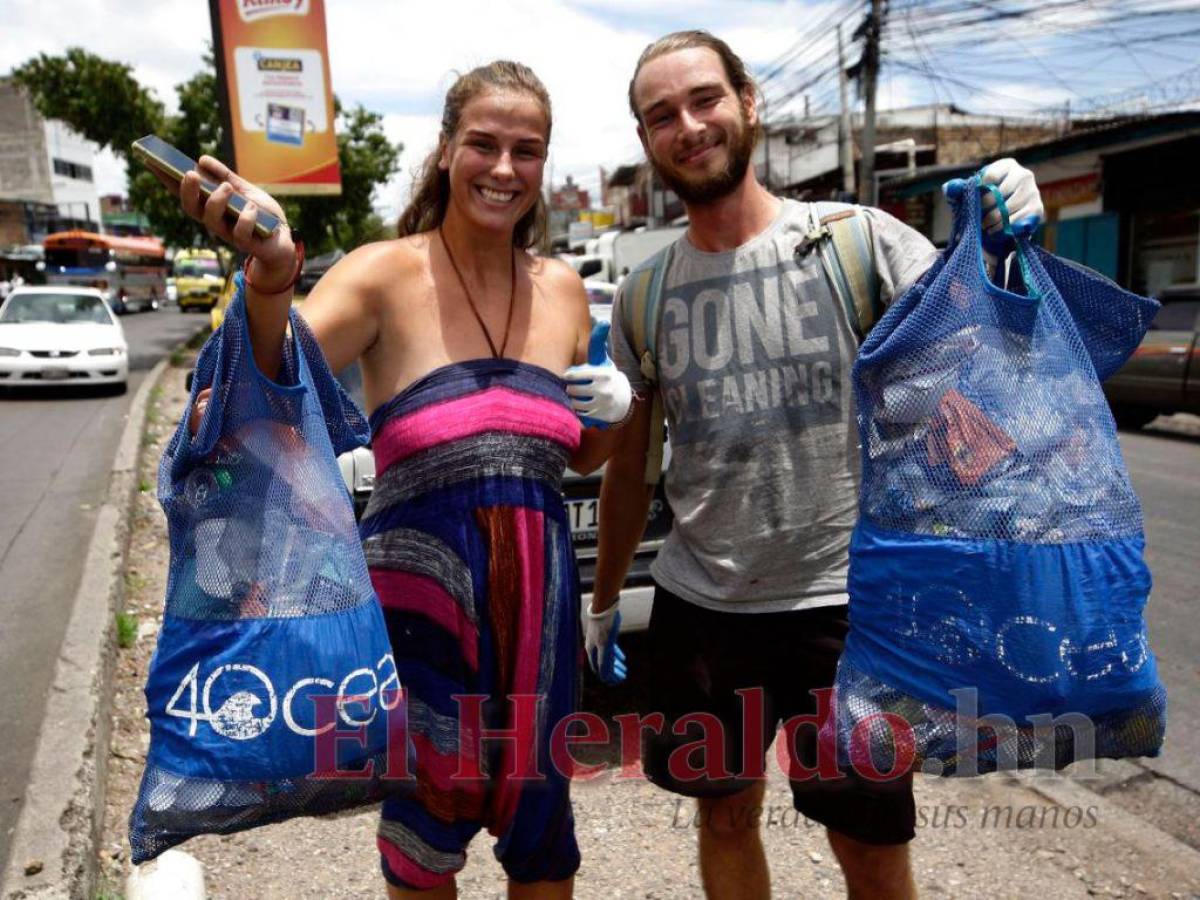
top-left (243, 236), bottom-right (305, 295)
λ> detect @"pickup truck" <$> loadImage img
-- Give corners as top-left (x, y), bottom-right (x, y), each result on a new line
top-left (1104, 282), bottom-right (1200, 428)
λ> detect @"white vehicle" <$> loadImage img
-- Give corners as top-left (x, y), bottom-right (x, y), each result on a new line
top-left (0, 287), bottom-right (129, 391)
top-left (565, 225), bottom-right (688, 287)
top-left (609, 226), bottom-right (687, 282)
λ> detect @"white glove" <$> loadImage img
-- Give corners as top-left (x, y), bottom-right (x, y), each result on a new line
top-left (583, 598), bottom-right (627, 684)
top-left (564, 362), bottom-right (632, 427)
top-left (980, 158), bottom-right (1043, 236)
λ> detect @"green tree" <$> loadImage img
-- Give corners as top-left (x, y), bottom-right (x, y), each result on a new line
top-left (284, 100), bottom-right (402, 253)
top-left (125, 58), bottom-right (225, 248)
top-left (10, 47), bottom-right (164, 161)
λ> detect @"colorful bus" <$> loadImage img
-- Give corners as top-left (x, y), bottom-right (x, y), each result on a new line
top-left (40, 231), bottom-right (168, 313)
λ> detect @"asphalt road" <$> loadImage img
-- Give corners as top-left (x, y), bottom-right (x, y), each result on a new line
top-left (0, 307), bottom-right (205, 871)
top-left (1116, 416), bottom-right (1200, 791)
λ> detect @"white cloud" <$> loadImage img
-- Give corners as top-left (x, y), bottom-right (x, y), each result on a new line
top-left (0, 0), bottom-right (212, 115)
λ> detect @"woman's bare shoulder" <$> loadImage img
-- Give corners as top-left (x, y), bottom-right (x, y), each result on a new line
top-left (525, 251), bottom-right (583, 291)
top-left (332, 234), bottom-right (431, 288)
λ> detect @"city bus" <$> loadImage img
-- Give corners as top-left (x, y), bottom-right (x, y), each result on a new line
top-left (40, 231), bottom-right (168, 313)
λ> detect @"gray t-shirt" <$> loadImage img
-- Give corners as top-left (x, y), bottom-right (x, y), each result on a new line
top-left (611, 199), bottom-right (939, 613)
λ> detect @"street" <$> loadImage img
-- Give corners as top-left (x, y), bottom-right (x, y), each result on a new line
top-left (1081, 416), bottom-right (1200, 846)
top-left (0, 309), bottom-right (204, 871)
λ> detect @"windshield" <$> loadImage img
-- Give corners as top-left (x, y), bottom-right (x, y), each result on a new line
top-left (0, 293), bottom-right (114, 325)
top-left (174, 259), bottom-right (222, 278)
top-left (45, 246), bottom-right (108, 270)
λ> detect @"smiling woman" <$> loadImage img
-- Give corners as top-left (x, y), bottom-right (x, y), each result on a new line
top-left (152, 54), bottom-right (633, 900)
top-left (397, 60), bottom-right (552, 248)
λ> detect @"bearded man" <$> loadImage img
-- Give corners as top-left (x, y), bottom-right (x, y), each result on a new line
top-left (584, 30), bottom-right (1044, 900)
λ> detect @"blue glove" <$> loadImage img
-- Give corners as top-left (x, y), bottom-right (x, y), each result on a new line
top-left (564, 320), bottom-right (632, 430)
top-left (584, 599), bottom-right (627, 685)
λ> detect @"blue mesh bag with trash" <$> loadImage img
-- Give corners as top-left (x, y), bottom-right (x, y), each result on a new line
top-left (828, 175), bottom-right (1166, 777)
top-left (130, 275), bottom-right (410, 863)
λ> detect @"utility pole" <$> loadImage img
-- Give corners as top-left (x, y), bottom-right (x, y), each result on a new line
top-left (837, 25), bottom-right (854, 197)
top-left (761, 92), bottom-right (771, 190)
top-left (859, 0), bottom-right (884, 206)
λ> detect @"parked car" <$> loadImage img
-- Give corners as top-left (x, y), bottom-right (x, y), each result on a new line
top-left (0, 286), bottom-right (128, 391)
top-left (1103, 282), bottom-right (1200, 427)
top-left (297, 249), bottom-right (345, 295)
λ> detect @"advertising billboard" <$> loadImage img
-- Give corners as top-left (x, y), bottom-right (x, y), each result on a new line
top-left (210, 0), bottom-right (342, 195)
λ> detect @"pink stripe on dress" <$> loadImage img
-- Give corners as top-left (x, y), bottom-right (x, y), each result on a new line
top-left (377, 837), bottom-right (450, 890)
top-left (368, 569), bottom-right (479, 671)
top-left (373, 386), bottom-right (581, 474)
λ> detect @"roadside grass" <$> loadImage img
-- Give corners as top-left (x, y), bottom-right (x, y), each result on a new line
top-left (115, 611), bottom-right (138, 649)
top-left (184, 327), bottom-right (212, 351)
top-left (137, 479), bottom-right (152, 493)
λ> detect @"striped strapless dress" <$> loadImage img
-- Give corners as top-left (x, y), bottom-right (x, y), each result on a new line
top-left (359, 359), bottom-right (582, 889)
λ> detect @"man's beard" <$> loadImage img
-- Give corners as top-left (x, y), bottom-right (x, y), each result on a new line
top-left (649, 115), bottom-right (757, 206)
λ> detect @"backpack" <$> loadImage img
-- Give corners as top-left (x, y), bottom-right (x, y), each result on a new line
top-left (619, 202), bottom-right (881, 484)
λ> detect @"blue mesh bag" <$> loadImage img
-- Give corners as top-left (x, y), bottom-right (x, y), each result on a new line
top-left (829, 176), bottom-right (1166, 777)
top-left (130, 276), bottom-right (410, 863)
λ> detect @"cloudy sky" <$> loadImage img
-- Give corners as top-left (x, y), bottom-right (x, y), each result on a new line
top-left (3, 0), bottom-right (1195, 221)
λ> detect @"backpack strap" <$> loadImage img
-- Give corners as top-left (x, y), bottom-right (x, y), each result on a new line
top-left (805, 202), bottom-right (882, 342)
top-left (618, 244), bottom-right (674, 485)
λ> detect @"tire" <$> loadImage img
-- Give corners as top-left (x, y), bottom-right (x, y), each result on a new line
top-left (1113, 406), bottom-right (1158, 430)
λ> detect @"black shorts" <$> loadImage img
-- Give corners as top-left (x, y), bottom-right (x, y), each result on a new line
top-left (642, 584), bottom-right (916, 846)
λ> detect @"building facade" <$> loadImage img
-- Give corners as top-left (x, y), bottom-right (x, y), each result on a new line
top-left (878, 112), bottom-right (1200, 296)
top-left (0, 80), bottom-right (102, 243)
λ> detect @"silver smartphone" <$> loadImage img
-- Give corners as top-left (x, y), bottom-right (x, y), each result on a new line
top-left (131, 135), bottom-right (280, 239)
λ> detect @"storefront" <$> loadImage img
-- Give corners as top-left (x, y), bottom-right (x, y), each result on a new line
top-left (1103, 133), bottom-right (1200, 295)
top-left (878, 113), bottom-right (1200, 296)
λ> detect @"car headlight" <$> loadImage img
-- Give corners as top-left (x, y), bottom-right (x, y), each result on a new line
top-left (87, 347), bottom-right (124, 356)
top-left (0, 347), bottom-right (20, 357)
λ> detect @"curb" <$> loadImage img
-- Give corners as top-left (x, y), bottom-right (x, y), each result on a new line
top-left (1009, 770), bottom-right (1200, 876)
top-left (1, 352), bottom-right (183, 900)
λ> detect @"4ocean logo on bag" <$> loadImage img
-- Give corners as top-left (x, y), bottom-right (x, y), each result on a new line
top-left (883, 583), bottom-right (1152, 685)
top-left (164, 651), bottom-right (402, 741)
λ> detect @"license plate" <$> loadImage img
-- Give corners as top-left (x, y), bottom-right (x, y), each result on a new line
top-left (566, 498), bottom-right (599, 539)
top-left (41, 367), bottom-right (69, 380)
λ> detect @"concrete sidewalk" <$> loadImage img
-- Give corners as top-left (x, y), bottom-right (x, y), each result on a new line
top-left (88, 355), bottom-right (1200, 899)
top-left (119, 762), bottom-right (1200, 899)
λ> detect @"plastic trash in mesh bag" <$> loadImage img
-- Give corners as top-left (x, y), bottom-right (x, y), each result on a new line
top-left (130, 275), bottom-right (411, 863)
top-left (828, 176), bottom-right (1166, 778)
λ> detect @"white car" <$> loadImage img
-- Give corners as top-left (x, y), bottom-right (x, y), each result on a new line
top-left (0, 286), bottom-right (129, 391)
